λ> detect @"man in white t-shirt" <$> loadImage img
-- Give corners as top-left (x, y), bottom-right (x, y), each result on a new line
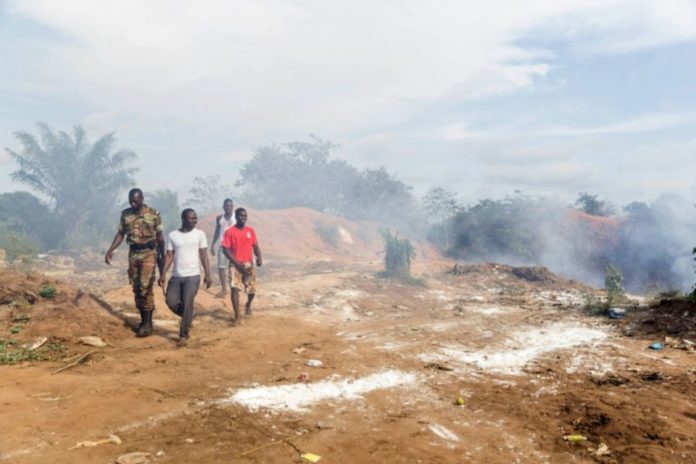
top-left (158, 208), bottom-right (212, 347)
top-left (210, 199), bottom-right (235, 298)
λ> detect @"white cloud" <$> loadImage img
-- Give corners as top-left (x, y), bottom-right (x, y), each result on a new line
top-left (5, 0), bottom-right (693, 143)
top-left (2, 0), bottom-right (696, 202)
top-left (532, 112), bottom-right (694, 136)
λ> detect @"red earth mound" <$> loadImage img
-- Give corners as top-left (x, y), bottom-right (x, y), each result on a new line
top-left (0, 270), bottom-right (132, 344)
top-left (199, 207), bottom-right (385, 260)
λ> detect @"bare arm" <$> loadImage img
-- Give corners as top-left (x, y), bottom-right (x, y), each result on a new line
top-left (253, 244), bottom-right (263, 267)
top-left (199, 248), bottom-right (212, 288)
top-left (222, 246), bottom-right (243, 271)
top-left (105, 231), bottom-right (125, 264)
top-left (156, 230), bottom-right (165, 275)
top-left (157, 250), bottom-right (174, 287)
top-left (210, 216), bottom-right (221, 256)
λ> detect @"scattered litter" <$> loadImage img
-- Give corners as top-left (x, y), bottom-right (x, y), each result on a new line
top-left (69, 434), bottom-right (121, 450)
top-left (78, 336), bottom-right (107, 347)
top-left (664, 337), bottom-right (695, 351)
top-left (292, 347), bottom-right (307, 354)
top-left (594, 443), bottom-right (611, 456)
top-left (563, 434), bottom-right (587, 442)
top-left (424, 362), bottom-right (453, 372)
top-left (640, 372), bottom-right (664, 382)
top-left (607, 308), bottom-right (626, 319)
top-left (52, 350), bottom-right (96, 375)
top-left (156, 450), bottom-right (165, 457)
top-left (220, 370), bottom-right (416, 412)
top-left (305, 359), bottom-right (323, 368)
top-left (297, 372), bottom-right (310, 382)
top-left (648, 342), bottom-right (663, 350)
top-left (301, 452), bottom-right (322, 463)
top-left (185, 438), bottom-right (195, 444)
top-left (23, 336), bottom-right (48, 351)
top-left (429, 424), bottom-right (460, 442)
top-left (455, 397), bottom-right (465, 406)
top-left (115, 452), bottom-right (153, 464)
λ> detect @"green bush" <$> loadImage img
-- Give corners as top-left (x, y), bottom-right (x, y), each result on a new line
top-left (582, 294), bottom-right (607, 315)
top-left (605, 264), bottom-right (625, 307)
top-left (0, 232), bottom-right (37, 262)
top-left (381, 230), bottom-right (415, 279)
top-left (38, 284), bottom-right (57, 299)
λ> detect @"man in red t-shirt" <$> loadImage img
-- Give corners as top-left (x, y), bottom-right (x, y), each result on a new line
top-left (221, 208), bottom-right (263, 325)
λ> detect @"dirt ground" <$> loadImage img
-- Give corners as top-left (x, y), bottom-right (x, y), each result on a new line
top-left (1, 252), bottom-right (695, 463)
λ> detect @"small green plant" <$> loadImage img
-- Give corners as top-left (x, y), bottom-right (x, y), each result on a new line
top-left (1, 233), bottom-right (37, 262)
top-left (314, 222), bottom-right (340, 248)
top-left (605, 264), bottom-right (625, 308)
top-left (0, 339), bottom-right (66, 365)
top-left (582, 293), bottom-right (607, 315)
top-left (380, 230), bottom-right (421, 284)
top-left (11, 313), bottom-right (31, 323)
top-left (38, 284), bottom-right (56, 299)
top-left (10, 325), bottom-right (22, 334)
top-left (657, 289), bottom-right (682, 299)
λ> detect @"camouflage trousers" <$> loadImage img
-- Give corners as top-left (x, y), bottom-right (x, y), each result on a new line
top-left (128, 249), bottom-right (157, 312)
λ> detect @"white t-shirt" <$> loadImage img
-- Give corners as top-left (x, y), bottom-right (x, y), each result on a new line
top-left (166, 229), bottom-right (208, 277)
top-left (214, 214), bottom-right (235, 249)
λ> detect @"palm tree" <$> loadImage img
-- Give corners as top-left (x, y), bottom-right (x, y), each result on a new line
top-left (6, 123), bottom-right (139, 243)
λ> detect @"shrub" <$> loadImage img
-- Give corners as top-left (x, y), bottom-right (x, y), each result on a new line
top-left (38, 284), bottom-right (57, 299)
top-left (604, 264), bottom-right (625, 307)
top-left (381, 230), bottom-right (415, 279)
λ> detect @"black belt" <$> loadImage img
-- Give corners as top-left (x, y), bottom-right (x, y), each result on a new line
top-left (130, 241), bottom-right (156, 251)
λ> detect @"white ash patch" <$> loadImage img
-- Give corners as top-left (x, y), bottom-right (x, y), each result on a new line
top-left (220, 370), bottom-right (417, 412)
top-left (425, 321), bottom-right (458, 332)
top-left (565, 355), bottom-right (614, 376)
top-left (309, 302), bottom-right (360, 321)
top-left (472, 306), bottom-right (506, 315)
top-left (378, 342), bottom-right (410, 351)
top-left (419, 322), bottom-right (609, 375)
top-left (429, 424), bottom-right (460, 442)
top-left (337, 330), bottom-right (374, 341)
top-left (416, 290), bottom-right (452, 301)
top-left (332, 289), bottom-right (363, 299)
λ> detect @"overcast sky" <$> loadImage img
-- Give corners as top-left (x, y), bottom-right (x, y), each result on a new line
top-left (1, 0), bottom-right (695, 206)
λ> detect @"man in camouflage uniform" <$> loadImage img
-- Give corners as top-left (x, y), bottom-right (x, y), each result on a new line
top-left (105, 188), bottom-right (165, 337)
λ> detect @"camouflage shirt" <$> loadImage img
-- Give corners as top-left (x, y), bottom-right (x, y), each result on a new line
top-left (118, 204), bottom-right (163, 245)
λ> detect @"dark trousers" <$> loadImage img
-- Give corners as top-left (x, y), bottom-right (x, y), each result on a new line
top-left (165, 275), bottom-right (200, 338)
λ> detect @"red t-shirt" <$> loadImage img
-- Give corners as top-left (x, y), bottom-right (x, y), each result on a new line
top-left (221, 226), bottom-right (257, 263)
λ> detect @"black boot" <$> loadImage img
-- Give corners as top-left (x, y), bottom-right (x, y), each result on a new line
top-left (136, 310), bottom-right (153, 337)
top-left (134, 308), bottom-right (146, 332)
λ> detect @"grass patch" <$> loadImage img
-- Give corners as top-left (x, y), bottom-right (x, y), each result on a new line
top-left (0, 339), bottom-right (67, 365)
top-left (583, 294), bottom-right (608, 316)
top-left (38, 284), bottom-right (57, 299)
top-left (11, 313), bottom-right (31, 324)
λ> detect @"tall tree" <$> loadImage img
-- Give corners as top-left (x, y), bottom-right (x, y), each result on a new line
top-left (6, 123), bottom-right (138, 245)
top-left (423, 187), bottom-right (461, 249)
top-left (149, 189), bottom-right (181, 233)
top-left (575, 192), bottom-right (613, 217)
top-left (236, 136), bottom-right (419, 232)
top-left (187, 175), bottom-right (233, 215)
